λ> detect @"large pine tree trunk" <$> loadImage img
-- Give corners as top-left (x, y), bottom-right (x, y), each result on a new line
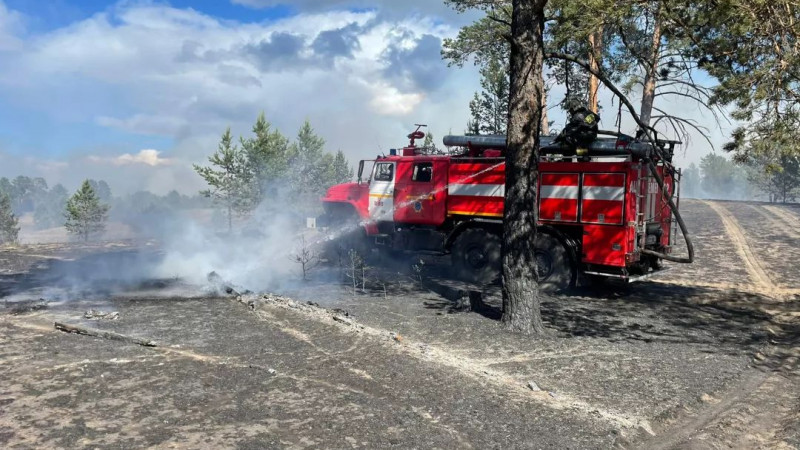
top-left (588, 29), bottom-right (603, 113)
top-left (639, 6), bottom-right (662, 127)
top-left (541, 89), bottom-right (550, 135)
top-left (502, 0), bottom-right (547, 335)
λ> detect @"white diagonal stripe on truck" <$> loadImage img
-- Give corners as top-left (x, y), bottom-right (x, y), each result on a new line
top-left (449, 184), bottom-right (505, 197)
top-left (540, 185), bottom-right (579, 199)
top-left (582, 186), bottom-right (624, 201)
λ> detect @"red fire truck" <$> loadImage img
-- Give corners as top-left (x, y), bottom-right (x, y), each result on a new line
top-left (320, 128), bottom-right (691, 290)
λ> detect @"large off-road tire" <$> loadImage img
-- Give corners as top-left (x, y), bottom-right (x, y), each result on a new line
top-left (534, 233), bottom-right (574, 293)
top-left (451, 228), bottom-right (501, 284)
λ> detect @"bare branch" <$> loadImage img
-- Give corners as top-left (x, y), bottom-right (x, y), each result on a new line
top-left (486, 13), bottom-right (512, 27)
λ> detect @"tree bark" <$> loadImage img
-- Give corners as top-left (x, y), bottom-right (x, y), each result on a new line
top-left (588, 29), bottom-right (603, 113)
top-left (502, 0), bottom-right (547, 335)
top-left (541, 89), bottom-right (550, 135)
top-left (639, 5), bottom-right (662, 127)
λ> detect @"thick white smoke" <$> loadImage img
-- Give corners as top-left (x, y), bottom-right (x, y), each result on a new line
top-left (153, 200), bottom-right (323, 293)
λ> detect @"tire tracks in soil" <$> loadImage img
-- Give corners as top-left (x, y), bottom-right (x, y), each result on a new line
top-left (703, 201), bottom-right (785, 296)
top-left (632, 369), bottom-right (767, 450)
top-left (634, 368), bottom-right (798, 450)
top-left (246, 295), bottom-right (655, 435)
top-left (763, 205), bottom-right (800, 230)
top-left (748, 204), bottom-right (800, 240)
top-left (641, 202), bottom-right (800, 449)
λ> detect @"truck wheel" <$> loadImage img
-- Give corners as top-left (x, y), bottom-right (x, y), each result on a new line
top-left (534, 233), bottom-right (574, 293)
top-left (335, 227), bottom-right (371, 260)
top-left (452, 228), bottom-right (501, 284)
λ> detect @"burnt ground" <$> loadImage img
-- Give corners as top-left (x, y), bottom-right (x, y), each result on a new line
top-left (1, 199), bottom-right (799, 449)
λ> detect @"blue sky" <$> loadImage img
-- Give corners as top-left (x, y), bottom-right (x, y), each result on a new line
top-left (0, 0), bottom-right (728, 194)
top-left (4, 0), bottom-right (295, 31)
top-left (0, 0), bottom-right (318, 159)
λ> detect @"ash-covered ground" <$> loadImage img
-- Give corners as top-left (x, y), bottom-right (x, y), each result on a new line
top-left (1, 199), bottom-right (798, 449)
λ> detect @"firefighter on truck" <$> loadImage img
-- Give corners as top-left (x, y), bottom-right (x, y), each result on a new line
top-left (319, 112), bottom-right (693, 292)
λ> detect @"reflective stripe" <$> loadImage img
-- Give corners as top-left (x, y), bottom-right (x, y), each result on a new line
top-left (540, 185), bottom-right (579, 199)
top-left (447, 210), bottom-right (504, 218)
top-left (583, 186), bottom-right (624, 201)
top-left (449, 183), bottom-right (504, 197)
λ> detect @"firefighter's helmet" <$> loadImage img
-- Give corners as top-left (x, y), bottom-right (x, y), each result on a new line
top-left (556, 106), bottom-right (600, 150)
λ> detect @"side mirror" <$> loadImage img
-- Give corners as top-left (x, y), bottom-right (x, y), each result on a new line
top-left (357, 160), bottom-right (365, 184)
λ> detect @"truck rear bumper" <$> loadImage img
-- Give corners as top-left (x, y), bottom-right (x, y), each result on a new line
top-left (583, 266), bottom-right (671, 283)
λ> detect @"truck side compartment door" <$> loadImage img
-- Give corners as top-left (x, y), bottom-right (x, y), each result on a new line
top-left (393, 160), bottom-right (447, 225)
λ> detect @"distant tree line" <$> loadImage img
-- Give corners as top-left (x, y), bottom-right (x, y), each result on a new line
top-left (194, 114), bottom-right (353, 231)
top-left (0, 191), bottom-right (19, 245)
top-left (0, 175), bottom-right (213, 243)
top-left (681, 153), bottom-right (799, 203)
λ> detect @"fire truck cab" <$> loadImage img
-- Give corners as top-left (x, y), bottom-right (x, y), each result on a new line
top-left (320, 129), bottom-right (683, 291)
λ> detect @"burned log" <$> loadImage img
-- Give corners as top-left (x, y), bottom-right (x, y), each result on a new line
top-left (54, 321), bottom-right (157, 347)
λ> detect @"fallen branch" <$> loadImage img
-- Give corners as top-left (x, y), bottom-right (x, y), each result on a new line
top-left (54, 321), bottom-right (157, 347)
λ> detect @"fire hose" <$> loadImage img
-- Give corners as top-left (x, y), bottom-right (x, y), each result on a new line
top-left (641, 155), bottom-right (695, 264)
top-left (598, 129), bottom-right (695, 264)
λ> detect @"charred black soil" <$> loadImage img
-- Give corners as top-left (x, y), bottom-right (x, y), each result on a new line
top-left (1, 199), bottom-right (798, 449)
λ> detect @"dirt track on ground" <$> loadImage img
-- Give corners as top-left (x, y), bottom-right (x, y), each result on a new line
top-left (1, 199), bottom-right (798, 449)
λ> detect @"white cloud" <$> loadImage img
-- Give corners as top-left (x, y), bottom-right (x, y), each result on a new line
top-left (96, 114), bottom-right (190, 137)
top-left (2, 1), bottom-right (733, 194)
top-left (364, 81), bottom-right (424, 115)
top-left (0, 0), bottom-right (23, 51)
top-left (0, 2), bottom-right (474, 182)
top-left (88, 149), bottom-right (174, 167)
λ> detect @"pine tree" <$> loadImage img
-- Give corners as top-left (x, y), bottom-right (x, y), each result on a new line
top-left (724, 116), bottom-right (800, 202)
top-left (445, 0), bottom-right (728, 140)
top-left (746, 154), bottom-right (800, 203)
top-left (465, 119), bottom-right (481, 136)
top-left (64, 180), bottom-right (110, 242)
top-left (330, 150), bottom-right (353, 185)
top-left (88, 180), bottom-right (113, 204)
top-left (422, 131), bottom-right (440, 153)
top-left (288, 120), bottom-right (327, 202)
top-left (681, 163), bottom-right (701, 198)
top-left (241, 112), bottom-right (291, 204)
top-left (679, 0), bottom-right (800, 149)
top-left (502, 0), bottom-right (548, 334)
top-left (469, 57), bottom-right (510, 135)
top-left (700, 154), bottom-right (748, 200)
top-left (325, 150), bottom-right (353, 185)
top-left (286, 121), bottom-right (353, 209)
top-left (194, 128), bottom-right (253, 232)
top-left (468, 93), bottom-right (483, 135)
top-left (34, 183), bottom-right (69, 229)
top-left (0, 192), bottom-right (19, 245)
